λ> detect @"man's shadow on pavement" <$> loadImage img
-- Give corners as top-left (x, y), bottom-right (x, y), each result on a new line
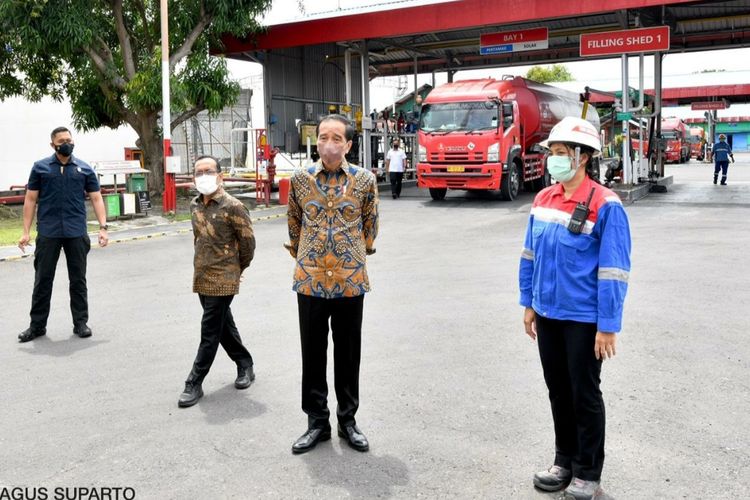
top-left (18, 336), bottom-right (109, 357)
top-left (197, 384), bottom-right (267, 426)
top-left (301, 445), bottom-right (410, 498)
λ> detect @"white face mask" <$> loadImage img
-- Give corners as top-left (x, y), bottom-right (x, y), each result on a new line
top-left (195, 174), bottom-right (219, 195)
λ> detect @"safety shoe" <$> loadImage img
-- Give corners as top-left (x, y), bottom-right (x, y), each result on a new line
top-left (234, 365), bottom-right (255, 389)
top-left (533, 465), bottom-right (572, 492)
top-left (18, 327), bottom-right (47, 343)
top-left (713, 177), bottom-right (718, 185)
top-left (564, 477), bottom-right (603, 499)
top-left (177, 381), bottom-right (203, 408)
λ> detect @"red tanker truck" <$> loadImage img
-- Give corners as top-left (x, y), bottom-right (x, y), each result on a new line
top-left (660, 117), bottom-right (691, 163)
top-left (417, 76), bottom-right (600, 200)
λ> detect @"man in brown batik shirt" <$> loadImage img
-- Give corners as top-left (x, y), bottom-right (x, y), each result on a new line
top-left (178, 155), bottom-right (257, 408)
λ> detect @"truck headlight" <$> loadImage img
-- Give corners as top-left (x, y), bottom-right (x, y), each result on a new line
top-left (419, 145), bottom-right (427, 162)
top-left (487, 143), bottom-right (500, 162)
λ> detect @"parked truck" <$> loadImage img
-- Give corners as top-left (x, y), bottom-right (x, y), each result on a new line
top-left (416, 76), bottom-right (600, 200)
top-left (689, 126), bottom-right (706, 161)
top-left (661, 117), bottom-right (691, 163)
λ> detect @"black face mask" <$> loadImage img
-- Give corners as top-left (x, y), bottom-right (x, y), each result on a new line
top-left (56, 143), bottom-right (74, 157)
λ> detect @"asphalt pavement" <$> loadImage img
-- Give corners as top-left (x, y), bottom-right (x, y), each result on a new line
top-left (1, 158), bottom-right (748, 499)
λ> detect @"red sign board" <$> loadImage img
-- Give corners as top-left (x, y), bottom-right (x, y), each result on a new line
top-left (481, 27), bottom-right (548, 47)
top-left (691, 101), bottom-right (728, 111)
top-left (580, 26), bottom-right (670, 57)
top-left (479, 27), bottom-right (549, 55)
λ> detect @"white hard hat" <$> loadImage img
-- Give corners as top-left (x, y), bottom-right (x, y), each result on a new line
top-left (540, 116), bottom-right (601, 152)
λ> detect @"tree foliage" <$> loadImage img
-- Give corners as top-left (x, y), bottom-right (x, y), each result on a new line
top-left (526, 64), bottom-right (574, 84)
top-left (0, 0), bottom-right (271, 191)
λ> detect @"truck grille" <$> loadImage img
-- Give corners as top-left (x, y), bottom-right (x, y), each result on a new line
top-left (429, 152), bottom-right (485, 163)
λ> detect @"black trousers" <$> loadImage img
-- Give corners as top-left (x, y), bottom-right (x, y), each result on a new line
top-left (297, 293), bottom-right (364, 430)
top-left (187, 294), bottom-right (253, 384)
top-left (389, 171), bottom-right (404, 198)
top-left (536, 315), bottom-right (605, 481)
top-left (29, 234), bottom-right (91, 330)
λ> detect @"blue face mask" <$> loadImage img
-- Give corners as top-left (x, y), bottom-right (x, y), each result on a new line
top-left (547, 155), bottom-right (577, 183)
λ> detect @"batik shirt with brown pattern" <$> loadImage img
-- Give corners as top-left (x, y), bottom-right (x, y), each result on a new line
top-left (192, 188), bottom-right (255, 296)
top-left (285, 161), bottom-right (379, 298)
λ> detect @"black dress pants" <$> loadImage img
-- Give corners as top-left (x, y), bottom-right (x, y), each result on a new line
top-left (29, 234), bottom-right (91, 330)
top-left (188, 294), bottom-right (253, 384)
top-left (297, 293), bottom-right (364, 430)
top-left (389, 171), bottom-right (404, 198)
top-left (536, 315), bottom-right (605, 481)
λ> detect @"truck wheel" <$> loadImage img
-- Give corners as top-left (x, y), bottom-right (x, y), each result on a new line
top-left (500, 163), bottom-right (520, 201)
top-left (429, 188), bottom-right (447, 201)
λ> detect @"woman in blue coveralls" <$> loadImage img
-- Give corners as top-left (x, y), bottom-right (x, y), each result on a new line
top-left (518, 117), bottom-right (632, 500)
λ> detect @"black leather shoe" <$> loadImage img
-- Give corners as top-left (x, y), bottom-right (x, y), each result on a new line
top-left (73, 324), bottom-right (92, 338)
top-left (338, 424), bottom-right (369, 452)
top-left (18, 327), bottom-right (46, 343)
top-left (234, 365), bottom-right (255, 389)
top-left (177, 381), bottom-right (203, 408)
top-left (292, 427), bottom-right (331, 454)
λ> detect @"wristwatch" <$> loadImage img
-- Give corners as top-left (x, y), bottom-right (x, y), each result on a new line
top-left (99, 224), bottom-right (109, 231)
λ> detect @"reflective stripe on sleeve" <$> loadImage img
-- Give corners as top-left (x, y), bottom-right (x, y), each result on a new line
top-left (598, 267), bottom-right (629, 282)
top-left (521, 248), bottom-right (534, 260)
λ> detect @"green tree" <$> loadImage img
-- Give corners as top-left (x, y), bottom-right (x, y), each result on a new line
top-left (0, 0), bottom-right (271, 193)
top-left (526, 64), bottom-right (573, 84)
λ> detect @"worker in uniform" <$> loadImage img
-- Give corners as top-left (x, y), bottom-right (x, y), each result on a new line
top-left (17, 126), bottom-right (109, 343)
top-left (178, 155), bottom-right (256, 408)
top-left (711, 133), bottom-right (734, 185)
top-left (518, 117), bottom-right (632, 500)
top-left (285, 114), bottom-right (379, 454)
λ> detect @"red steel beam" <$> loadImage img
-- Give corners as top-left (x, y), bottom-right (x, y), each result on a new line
top-left (222, 0), bottom-right (694, 53)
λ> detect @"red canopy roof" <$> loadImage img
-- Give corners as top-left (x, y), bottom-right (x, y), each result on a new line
top-left (223, 0), bottom-right (690, 53)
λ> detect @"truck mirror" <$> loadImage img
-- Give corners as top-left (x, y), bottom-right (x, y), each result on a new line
top-left (502, 103), bottom-right (514, 129)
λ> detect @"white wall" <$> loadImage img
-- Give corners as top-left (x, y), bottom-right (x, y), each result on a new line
top-left (0, 97), bottom-right (139, 190)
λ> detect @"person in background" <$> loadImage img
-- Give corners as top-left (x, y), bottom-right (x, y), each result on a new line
top-left (519, 117), bottom-right (632, 500)
top-left (17, 126), bottom-right (108, 343)
top-left (385, 137), bottom-right (407, 199)
top-left (711, 133), bottom-right (734, 185)
top-left (285, 114), bottom-right (379, 454)
top-left (178, 155), bottom-right (256, 408)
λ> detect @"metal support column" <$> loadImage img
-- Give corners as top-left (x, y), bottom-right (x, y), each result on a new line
top-left (344, 49), bottom-right (352, 119)
top-left (654, 52), bottom-right (664, 177)
top-left (621, 54), bottom-right (631, 185)
top-left (361, 41), bottom-right (371, 170)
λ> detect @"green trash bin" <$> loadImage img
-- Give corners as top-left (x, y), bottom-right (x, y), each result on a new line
top-left (104, 194), bottom-right (121, 219)
top-left (127, 174), bottom-right (147, 193)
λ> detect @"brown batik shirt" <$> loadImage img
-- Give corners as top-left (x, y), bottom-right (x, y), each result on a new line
top-left (192, 188), bottom-right (255, 296)
top-left (285, 161), bottom-right (379, 298)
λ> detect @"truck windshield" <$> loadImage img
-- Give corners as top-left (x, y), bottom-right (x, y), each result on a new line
top-left (419, 102), bottom-right (498, 133)
top-left (661, 131), bottom-right (679, 140)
